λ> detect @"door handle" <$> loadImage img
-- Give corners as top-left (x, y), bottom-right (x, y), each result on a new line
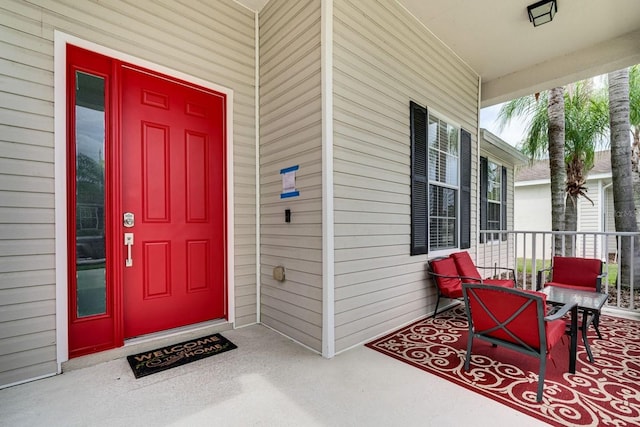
top-left (124, 232), bottom-right (134, 267)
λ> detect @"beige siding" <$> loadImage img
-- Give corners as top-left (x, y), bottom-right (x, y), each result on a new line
top-left (0, 0), bottom-right (256, 387)
top-left (259, 0), bottom-right (323, 351)
top-left (577, 180), bottom-right (601, 258)
top-left (578, 181), bottom-right (601, 231)
top-left (332, 0), bottom-right (479, 352)
top-left (604, 186), bottom-right (617, 259)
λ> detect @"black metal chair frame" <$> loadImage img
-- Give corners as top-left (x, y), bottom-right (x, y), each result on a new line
top-left (462, 283), bottom-right (577, 403)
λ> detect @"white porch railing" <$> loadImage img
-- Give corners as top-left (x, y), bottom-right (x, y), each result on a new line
top-left (477, 230), bottom-right (640, 315)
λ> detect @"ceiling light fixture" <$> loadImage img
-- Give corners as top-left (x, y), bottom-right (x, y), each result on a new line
top-left (527, 0), bottom-right (557, 27)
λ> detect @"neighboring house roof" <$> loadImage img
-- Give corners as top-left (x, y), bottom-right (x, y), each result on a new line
top-left (516, 150), bottom-right (612, 183)
top-left (480, 129), bottom-right (528, 166)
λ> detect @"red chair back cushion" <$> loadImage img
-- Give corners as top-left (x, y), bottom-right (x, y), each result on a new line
top-left (466, 287), bottom-right (544, 350)
top-left (552, 256), bottom-right (601, 289)
top-left (450, 252), bottom-right (482, 281)
top-left (430, 258), bottom-right (463, 298)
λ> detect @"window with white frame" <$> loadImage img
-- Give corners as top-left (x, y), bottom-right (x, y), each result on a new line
top-left (428, 115), bottom-right (459, 250)
top-left (410, 102), bottom-right (471, 255)
top-left (480, 156), bottom-right (507, 243)
top-left (487, 160), bottom-right (501, 240)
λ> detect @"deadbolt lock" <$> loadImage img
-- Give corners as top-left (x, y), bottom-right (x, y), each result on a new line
top-left (123, 212), bottom-right (134, 228)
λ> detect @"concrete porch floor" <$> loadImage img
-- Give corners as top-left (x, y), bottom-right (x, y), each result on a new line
top-left (0, 324), bottom-right (547, 427)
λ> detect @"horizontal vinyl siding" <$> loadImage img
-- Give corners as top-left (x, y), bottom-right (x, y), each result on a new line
top-left (579, 181), bottom-right (601, 232)
top-left (259, 0), bottom-right (323, 352)
top-left (332, 0), bottom-right (479, 352)
top-left (605, 187), bottom-right (617, 258)
top-left (0, 1), bottom-right (57, 383)
top-left (0, 0), bottom-right (256, 387)
top-left (577, 180), bottom-right (601, 258)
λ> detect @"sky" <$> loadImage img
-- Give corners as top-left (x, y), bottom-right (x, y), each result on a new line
top-left (480, 73), bottom-right (611, 149)
top-left (479, 103), bottom-right (526, 148)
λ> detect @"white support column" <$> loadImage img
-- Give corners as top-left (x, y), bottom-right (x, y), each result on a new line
top-left (321, 0), bottom-right (335, 359)
top-left (254, 10), bottom-right (261, 324)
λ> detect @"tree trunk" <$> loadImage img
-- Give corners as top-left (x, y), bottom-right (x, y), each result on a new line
top-left (564, 194), bottom-right (577, 256)
top-left (609, 68), bottom-right (639, 287)
top-left (632, 127), bottom-right (640, 229)
top-left (548, 87), bottom-right (566, 255)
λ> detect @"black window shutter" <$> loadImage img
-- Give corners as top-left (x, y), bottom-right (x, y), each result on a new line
top-left (501, 166), bottom-right (508, 241)
top-left (410, 101), bottom-right (428, 255)
top-left (459, 129), bottom-right (471, 249)
top-left (479, 156), bottom-right (488, 244)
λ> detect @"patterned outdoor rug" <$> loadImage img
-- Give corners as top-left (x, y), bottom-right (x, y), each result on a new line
top-left (127, 333), bottom-right (236, 378)
top-left (366, 306), bottom-right (640, 427)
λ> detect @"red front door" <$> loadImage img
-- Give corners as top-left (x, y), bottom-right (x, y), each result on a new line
top-left (67, 45), bottom-right (227, 356)
top-left (121, 66), bottom-right (226, 338)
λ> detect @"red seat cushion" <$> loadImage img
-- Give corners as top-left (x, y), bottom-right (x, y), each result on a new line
top-left (545, 281), bottom-right (591, 292)
top-left (544, 318), bottom-right (567, 352)
top-left (450, 252), bottom-right (482, 282)
top-left (430, 258), bottom-right (463, 298)
top-left (551, 256), bottom-right (601, 289)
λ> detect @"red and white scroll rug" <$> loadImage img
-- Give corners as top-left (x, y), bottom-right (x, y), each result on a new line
top-left (366, 306), bottom-right (640, 427)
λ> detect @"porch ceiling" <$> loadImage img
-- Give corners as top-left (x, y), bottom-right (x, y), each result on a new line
top-left (238, 0), bottom-right (640, 107)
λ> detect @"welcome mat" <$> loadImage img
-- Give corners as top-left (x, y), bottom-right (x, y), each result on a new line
top-left (127, 333), bottom-right (237, 378)
top-left (366, 306), bottom-right (640, 427)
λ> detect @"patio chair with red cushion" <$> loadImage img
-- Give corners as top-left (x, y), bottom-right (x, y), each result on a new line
top-left (537, 256), bottom-right (604, 292)
top-left (428, 257), bottom-right (465, 318)
top-left (427, 252), bottom-right (516, 318)
top-left (450, 251), bottom-right (517, 288)
top-left (462, 283), bottom-right (577, 403)
top-left (537, 256), bottom-right (606, 338)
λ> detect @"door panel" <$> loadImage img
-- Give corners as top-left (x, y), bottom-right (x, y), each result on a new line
top-left (142, 123), bottom-right (170, 221)
top-left (121, 66), bottom-right (226, 338)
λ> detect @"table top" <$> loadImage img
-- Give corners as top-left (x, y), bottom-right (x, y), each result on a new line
top-left (541, 286), bottom-right (608, 311)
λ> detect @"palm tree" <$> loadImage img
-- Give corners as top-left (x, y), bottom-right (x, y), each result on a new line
top-left (498, 90), bottom-right (565, 254)
top-left (498, 80), bottom-right (608, 255)
top-left (563, 81), bottom-right (609, 254)
top-left (547, 87), bottom-right (566, 255)
top-left (609, 67), bottom-right (639, 287)
top-left (629, 65), bottom-right (640, 226)
top-left (631, 65), bottom-right (640, 143)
